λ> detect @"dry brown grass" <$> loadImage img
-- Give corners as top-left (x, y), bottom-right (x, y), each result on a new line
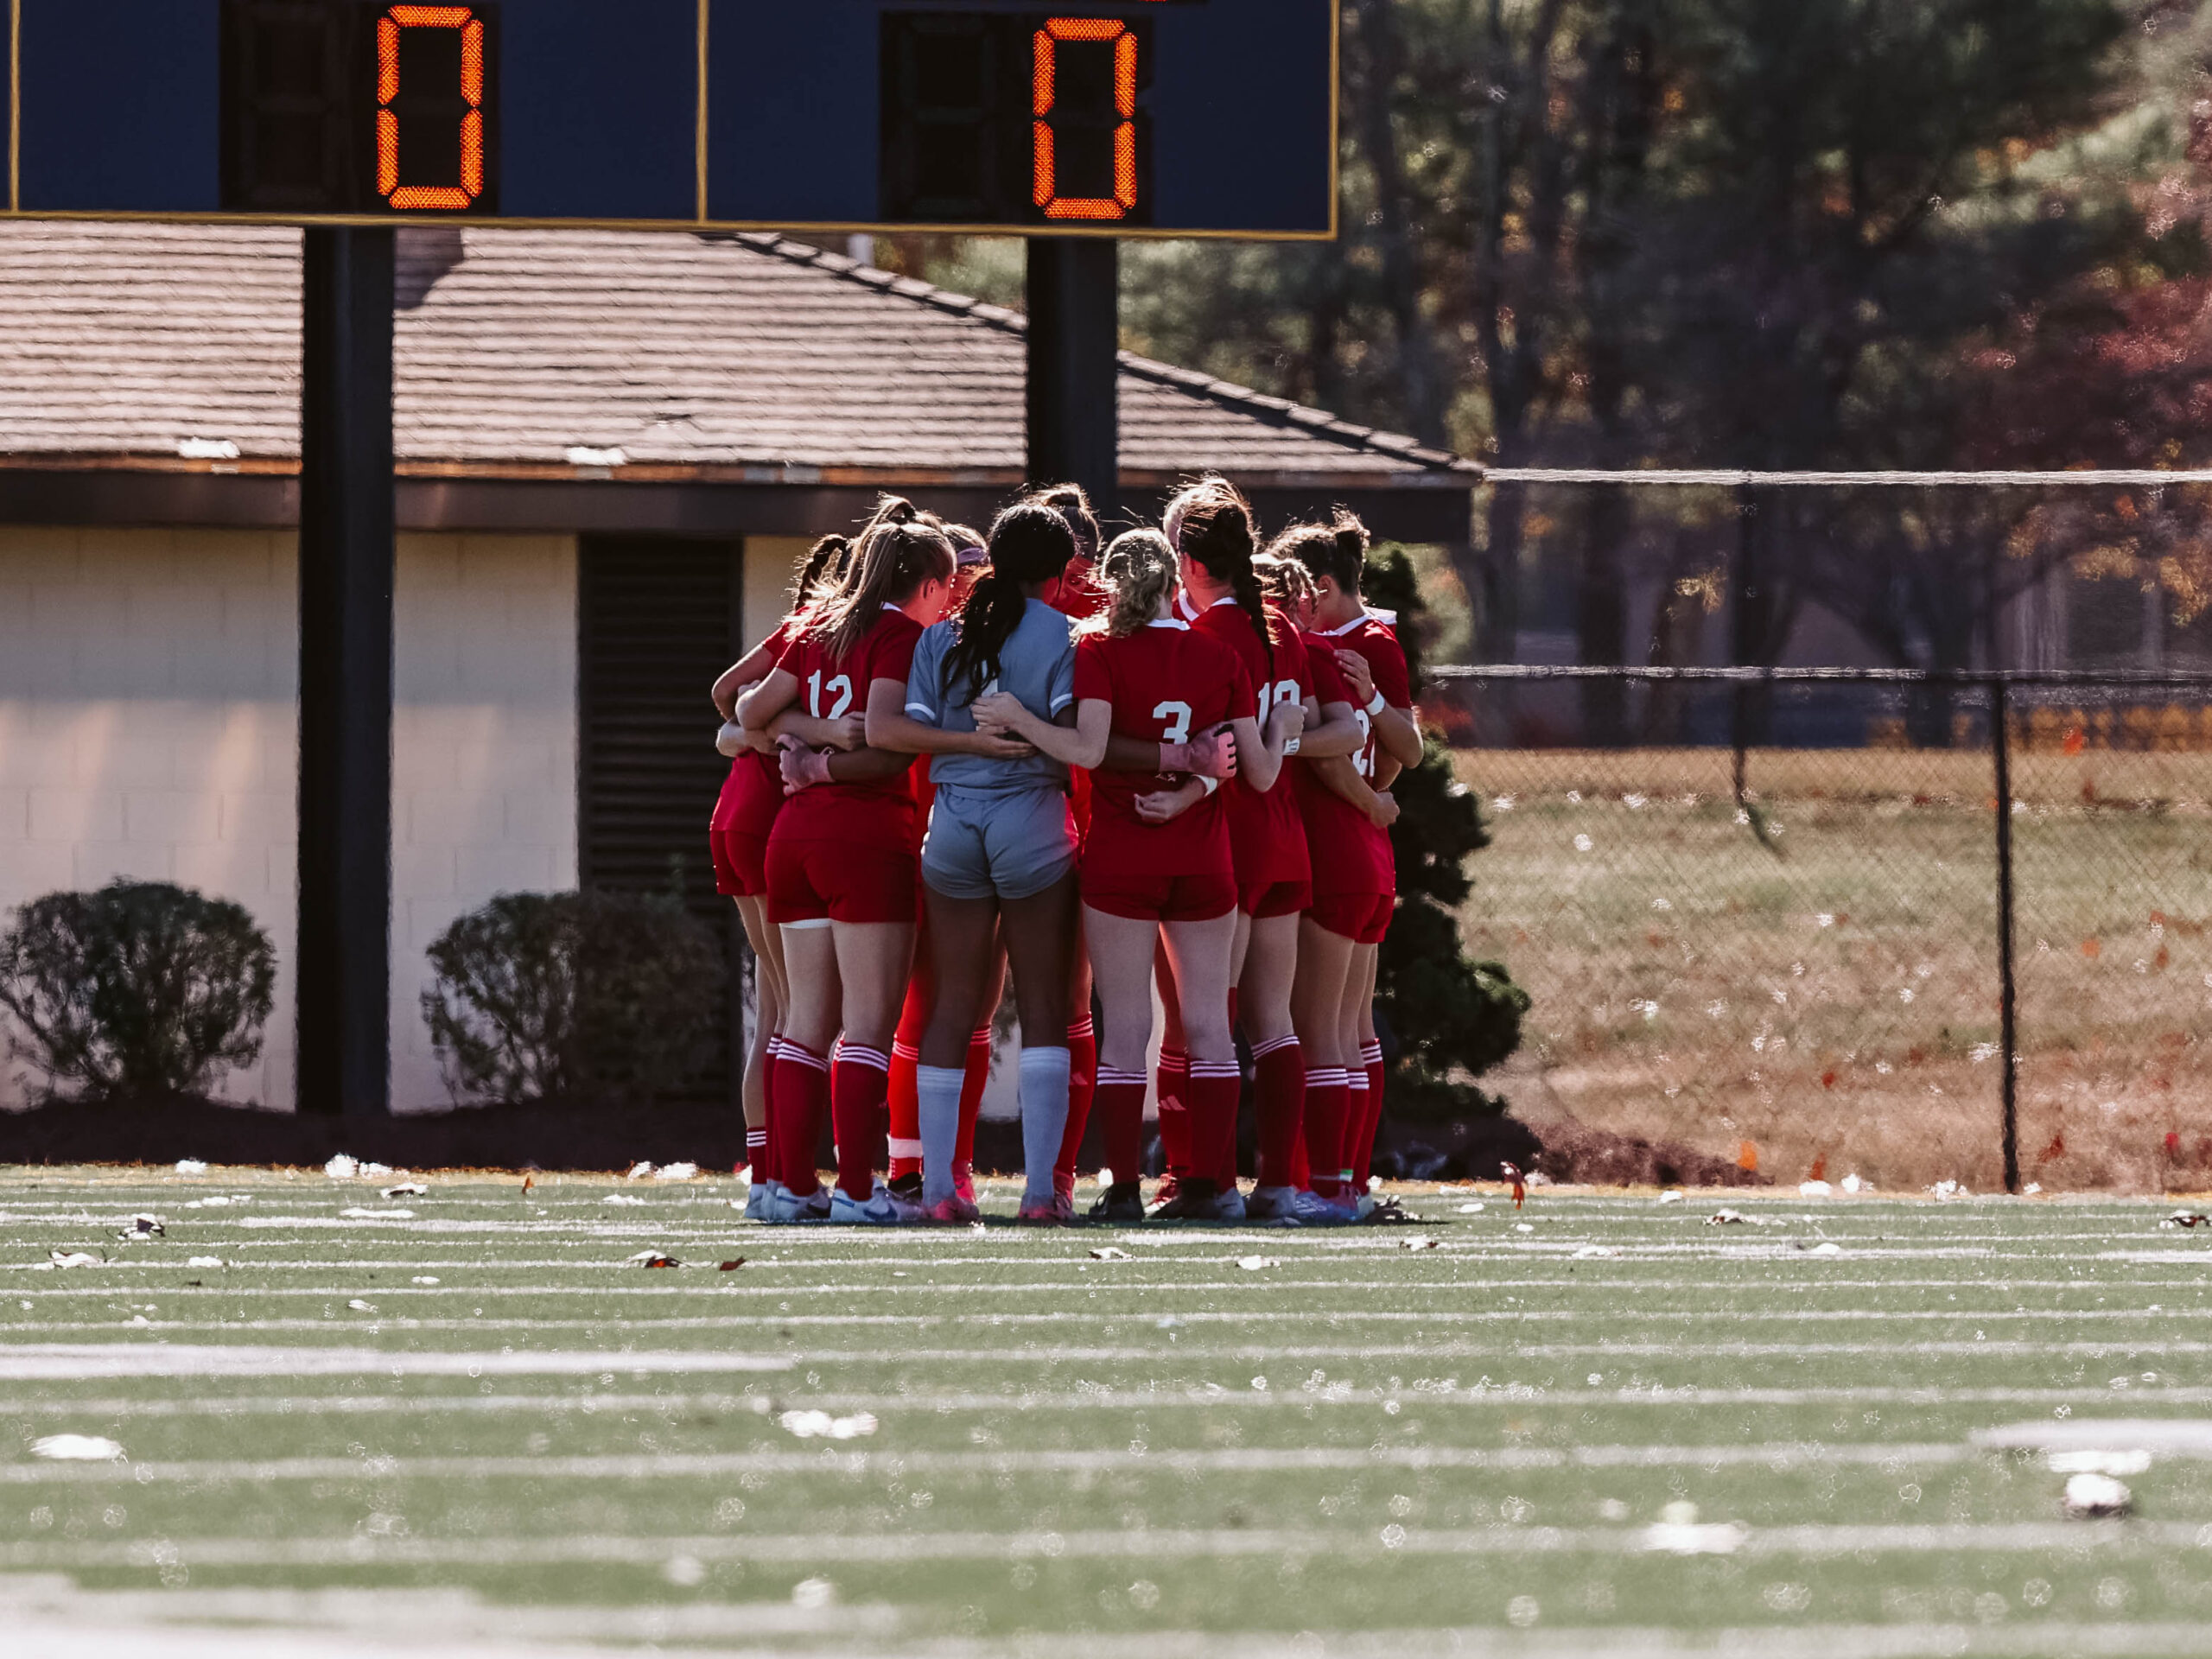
top-left (1451, 747), bottom-right (2212, 1193)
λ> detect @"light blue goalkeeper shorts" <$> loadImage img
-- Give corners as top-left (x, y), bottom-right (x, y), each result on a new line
top-left (921, 783), bottom-right (1077, 903)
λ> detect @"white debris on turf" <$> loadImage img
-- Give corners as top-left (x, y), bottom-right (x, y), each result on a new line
top-left (183, 1196), bottom-right (249, 1208)
top-left (1707, 1210), bottom-right (1754, 1225)
top-left (602, 1195), bottom-right (646, 1206)
top-left (2062, 1472), bottom-right (2133, 1518)
top-left (1090, 1247), bottom-right (1132, 1261)
top-left (1401, 1237), bottom-right (1440, 1251)
top-left (324, 1154), bottom-right (359, 1179)
top-left (1236, 1255), bottom-right (1275, 1271)
top-left (1514, 1222), bottom-right (1535, 1234)
top-left (116, 1215), bottom-right (163, 1240)
top-left (627, 1162), bottom-right (656, 1180)
top-left (360, 1162), bottom-right (392, 1177)
top-left (382, 1183), bottom-right (429, 1198)
top-left (1798, 1180), bottom-right (1833, 1198)
top-left (185, 1256), bottom-right (225, 1268)
top-left (346, 1299), bottom-right (376, 1313)
top-left (48, 1251), bottom-right (101, 1269)
top-left (626, 1250), bottom-right (681, 1268)
top-left (1573, 1245), bottom-right (1622, 1259)
top-left (2050, 1450), bottom-right (2153, 1477)
top-left (1840, 1173), bottom-right (1873, 1194)
top-left (1796, 1240), bottom-right (1844, 1255)
top-left (2024, 1182), bottom-right (2044, 1196)
top-left (1929, 1179), bottom-right (1969, 1200)
top-left (2160, 1211), bottom-right (2209, 1230)
top-left (1641, 1501), bottom-right (1745, 1555)
top-left (32, 1435), bottom-right (124, 1462)
top-left (411, 1276), bottom-right (440, 1286)
top-left (791, 1578), bottom-right (838, 1610)
top-left (1657, 1190), bottom-right (1684, 1205)
top-left (1459, 1202), bottom-right (1485, 1213)
top-left (779, 1410), bottom-right (877, 1441)
top-left (657, 1162), bottom-right (700, 1181)
top-left (174, 1160), bottom-right (207, 1175)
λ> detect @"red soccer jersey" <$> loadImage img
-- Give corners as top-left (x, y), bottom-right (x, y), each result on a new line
top-left (1296, 626), bottom-right (1394, 897)
top-left (1072, 620), bottom-right (1253, 877)
top-left (1051, 556), bottom-right (1107, 622)
top-left (773, 607), bottom-right (925, 843)
top-left (712, 614), bottom-right (804, 843)
top-left (1188, 597), bottom-right (1313, 889)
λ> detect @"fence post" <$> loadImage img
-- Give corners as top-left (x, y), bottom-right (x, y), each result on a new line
top-left (1991, 680), bottom-right (2021, 1194)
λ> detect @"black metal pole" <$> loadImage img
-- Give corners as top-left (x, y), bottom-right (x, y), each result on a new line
top-left (1026, 238), bottom-right (1120, 516)
top-left (1992, 681), bottom-right (2021, 1193)
top-left (296, 227), bottom-right (397, 1122)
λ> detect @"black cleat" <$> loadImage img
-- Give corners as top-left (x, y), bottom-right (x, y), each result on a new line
top-left (1089, 1180), bottom-right (1146, 1223)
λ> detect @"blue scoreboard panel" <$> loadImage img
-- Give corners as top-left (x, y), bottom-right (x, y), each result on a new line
top-left (1, 1), bottom-right (1337, 238)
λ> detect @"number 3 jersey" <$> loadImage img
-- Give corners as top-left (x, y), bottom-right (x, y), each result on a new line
top-left (773, 607), bottom-right (926, 844)
top-left (1188, 597), bottom-right (1315, 892)
top-left (1071, 620), bottom-right (1254, 877)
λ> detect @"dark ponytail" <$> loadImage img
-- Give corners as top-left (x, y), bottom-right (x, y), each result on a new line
top-left (792, 533), bottom-right (855, 606)
top-left (941, 502), bottom-right (1076, 702)
top-left (1266, 508), bottom-right (1370, 596)
top-left (1169, 478), bottom-right (1273, 678)
top-left (1026, 482), bottom-right (1101, 564)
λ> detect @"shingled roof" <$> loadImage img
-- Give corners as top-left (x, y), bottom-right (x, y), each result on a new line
top-left (0, 222), bottom-right (1473, 494)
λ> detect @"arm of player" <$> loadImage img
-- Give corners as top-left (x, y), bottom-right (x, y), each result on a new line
top-left (1332, 648), bottom-right (1425, 769)
top-left (973, 691), bottom-right (1112, 771)
top-left (1230, 711), bottom-right (1285, 793)
top-left (712, 638), bottom-right (782, 721)
top-left (769, 709), bottom-right (865, 751)
top-left (1296, 697), bottom-right (1366, 759)
top-left (1099, 728), bottom-right (1237, 778)
top-left (1135, 778), bottom-right (1211, 824)
top-left (1308, 753), bottom-right (1399, 830)
top-left (778, 734), bottom-right (916, 795)
top-left (736, 667), bottom-right (799, 734)
top-left (868, 687), bottom-right (1038, 760)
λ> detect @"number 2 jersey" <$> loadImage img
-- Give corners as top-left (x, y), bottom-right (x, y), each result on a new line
top-left (1071, 620), bottom-right (1253, 878)
top-left (1296, 614), bottom-right (1409, 899)
top-left (1186, 597), bottom-right (1314, 893)
top-left (772, 606), bottom-right (925, 847)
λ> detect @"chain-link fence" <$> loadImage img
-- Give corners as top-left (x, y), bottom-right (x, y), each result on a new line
top-left (1423, 667), bottom-right (2212, 1194)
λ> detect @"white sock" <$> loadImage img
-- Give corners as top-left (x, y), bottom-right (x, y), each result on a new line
top-left (1017, 1046), bottom-right (1072, 1206)
top-left (916, 1065), bottom-right (965, 1208)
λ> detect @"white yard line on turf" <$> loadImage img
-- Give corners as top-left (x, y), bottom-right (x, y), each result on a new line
top-left (0, 1441), bottom-right (1996, 1485)
top-left (0, 1345), bottom-right (791, 1379)
top-left (0, 1519), bottom-right (2201, 1570)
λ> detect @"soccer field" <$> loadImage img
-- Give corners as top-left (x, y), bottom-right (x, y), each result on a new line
top-left (3, 1171), bottom-right (2212, 1656)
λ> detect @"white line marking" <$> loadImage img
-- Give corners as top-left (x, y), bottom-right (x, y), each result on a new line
top-left (0, 1345), bottom-right (791, 1380)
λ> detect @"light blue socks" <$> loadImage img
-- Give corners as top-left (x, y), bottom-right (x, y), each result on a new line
top-left (916, 1065), bottom-right (964, 1208)
top-left (1018, 1046), bottom-right (1073, 1208)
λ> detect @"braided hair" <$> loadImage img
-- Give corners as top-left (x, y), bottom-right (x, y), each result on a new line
top-left (1167, 478), bottom-right (1273, 677)
top-left (1266, 509), bottom-right (1370, 597)
top-left (1095, 529), bottom-right (1178, 639)
top-left (790, 533), bottom-right (855, 607)
top-left (939, 502), bottom-right (1076, 703)
top-left (806, 496), bottom-right (956, 664)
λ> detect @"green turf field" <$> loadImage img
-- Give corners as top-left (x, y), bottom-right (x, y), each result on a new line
top-left (3, 1168), bottom-right (2212, 1656)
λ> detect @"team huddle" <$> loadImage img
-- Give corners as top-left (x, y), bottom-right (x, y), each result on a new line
top-left (709, 478), bottom-right (1417, 1226)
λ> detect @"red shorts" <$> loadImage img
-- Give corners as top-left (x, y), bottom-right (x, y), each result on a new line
top-left (1083, 867), bottom-right (1237, 925)
top-left (1309, 891), bottom-right (1393, 944)
top-left (1241, 878), bottom-right (1313, 920)
top-left (712, 827), bottom-right (770, 899)
top-left (766, 836), bottom-right (918, 926)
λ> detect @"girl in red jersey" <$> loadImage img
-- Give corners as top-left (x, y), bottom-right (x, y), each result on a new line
top-left (1274, 512), bottom-right (1411, 1213)
top-left (736, 500), bottom-right (955, 1224)
top-left (710, 533), bottom-right (853, 1216)
top-left (976, 528), bottom-right (1262, 1222)
top-left (1157, 480), bottom-right (1362, 1224)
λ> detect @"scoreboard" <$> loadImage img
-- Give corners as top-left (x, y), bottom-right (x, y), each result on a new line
top-left (0, 0), bottom-right (1337, 237)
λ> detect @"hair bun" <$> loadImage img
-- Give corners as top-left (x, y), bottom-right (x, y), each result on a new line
top-left (882, 497), bottom-right (918, 526)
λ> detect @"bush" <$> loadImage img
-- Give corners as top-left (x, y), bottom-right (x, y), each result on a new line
top-left (0, 881), bottom-right (276, 1104)
top-left (1362, 545), bottom-right (1530, 1121)
top-left (423, 891), bottom-right (724, 1109)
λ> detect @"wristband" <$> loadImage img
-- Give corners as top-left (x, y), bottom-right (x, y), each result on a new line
top-left (1282, 735), bottom-right (1301, 756)
top-left (1199, 775), bottom-right (1221, 797)
top-left (1365, 690), bottom-right (1387, 717)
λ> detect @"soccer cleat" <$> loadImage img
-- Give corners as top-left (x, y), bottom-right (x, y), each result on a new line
top-left (1357, 1192), bottom-right (1414, 1225)
top-left (1016, 1193), bottom-right (1075, 1226)
top-left (954, 1166), bottom-right (978, 1208)
top-left (887, 1171), bottom-right (924, 1205)
top-left (1149, 1173), bottom-right (1182, 1210)
top-left (925, 1192), bottom-right (982, 1225)
top-left (1089, 1181), bottom-right (1146, 1223)
top-left (762, 1184), bottom-right (832, 1224)
top-left (1054, 1168), bottom-right (1077, 1210)
top-left (742, 1179), bottom-right (782, 1222)
top-left (830, 1182), bottom-right (923, 1226)
top-left (1245, 1185), bottom-right (1350, 1226)
top-left (1149, 1184), bottom-right (1247, 1224)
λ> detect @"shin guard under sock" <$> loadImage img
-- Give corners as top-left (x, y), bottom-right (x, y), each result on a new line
top-left (1250, 1034), bottom-right (1305, 1189)
top-left (1057, 1014), bottom-right (1098, 1185)
top-left (830, 1043), bottom-right (891, 1202)
top-left (771, 1040), bottom-right (830, 1197)
top-left (1303, 1069), bottom-right (1351, 1198)
top-left (1357, 1039), bottom-right (1386, 1190)
top-left (1096, 1069), bottom-right (1148, 1185)
top-left (1155, 1048), bottom-right (1190, 1179)
top-left (954, 1026), bottom-right (991, 1187)
top-left (1185, 1063), bottom-right (1243, 1188)
top-left (915, 1064), bottom-right (965, 1210)
top-left (1017, 1046), bottom-right (1072, 1207)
